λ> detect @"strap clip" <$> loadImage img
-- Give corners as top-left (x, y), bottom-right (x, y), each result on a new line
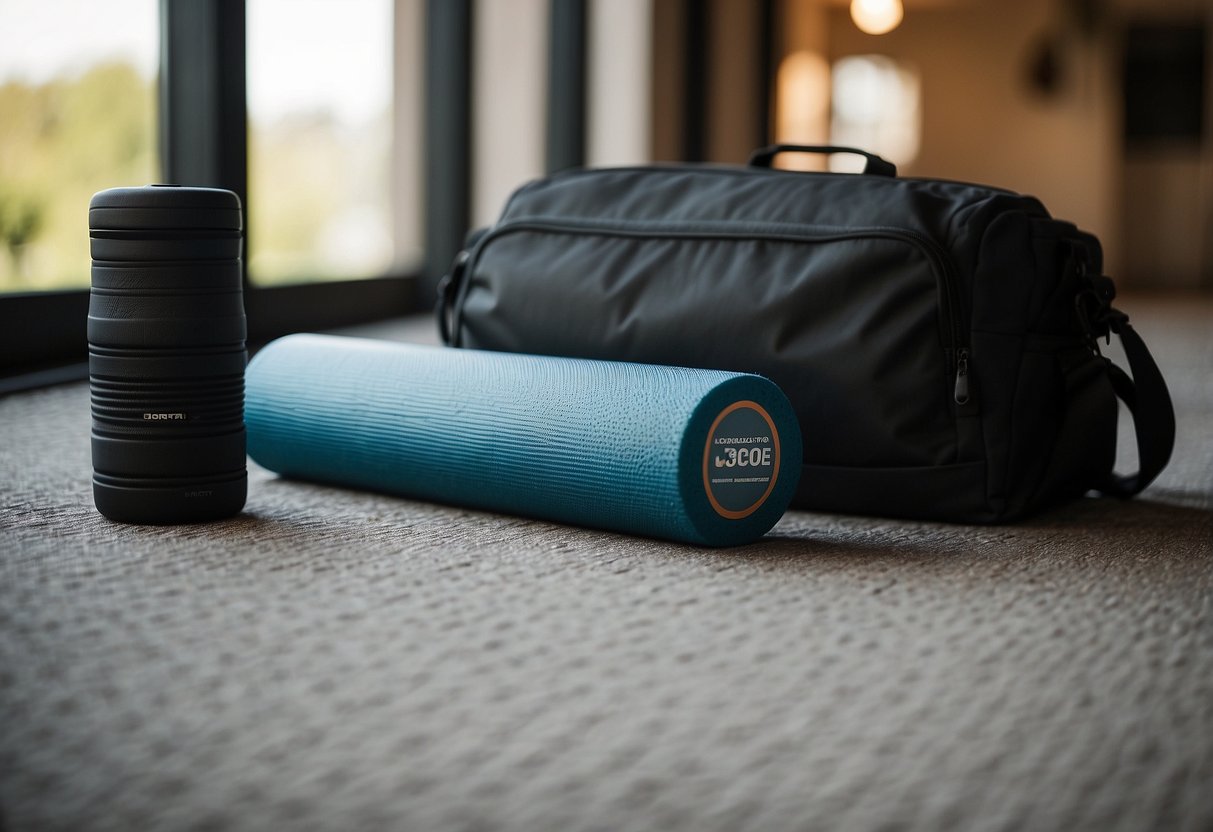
top-left (1074, 267), bottom-right (1126, 352)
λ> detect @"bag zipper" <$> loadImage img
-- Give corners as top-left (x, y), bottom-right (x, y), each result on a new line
top-left (456, 217), bottom-right (973, 406)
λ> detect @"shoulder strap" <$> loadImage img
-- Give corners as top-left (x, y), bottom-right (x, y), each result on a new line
top-left (1097, 317), bottom-right (1176, 497)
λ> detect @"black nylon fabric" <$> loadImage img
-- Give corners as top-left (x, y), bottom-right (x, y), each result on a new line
top-left (445, 162), bottom-right (1168, 523)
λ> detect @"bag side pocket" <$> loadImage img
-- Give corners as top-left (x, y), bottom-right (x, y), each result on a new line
top-left (1012, 339), bottom-right (1117, 516)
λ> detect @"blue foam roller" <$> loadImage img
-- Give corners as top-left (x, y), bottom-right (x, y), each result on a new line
top-left (245, 335), bottom-right (801, 546)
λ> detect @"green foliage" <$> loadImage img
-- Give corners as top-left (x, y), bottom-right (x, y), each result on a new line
top-left (0, 62), bottom-right (155, 291)
top-left (0, 59), bottom-right (395, 291)
top-left (0, 190), bottom-right (46, 280)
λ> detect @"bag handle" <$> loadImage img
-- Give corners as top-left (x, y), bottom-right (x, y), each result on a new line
top-left (747, 144), bottom-right (897, 178)
top-left (1098, 316), bottom-right (1176, 497)
top-left (436, 227), bottom-right (491, 347)
top-left (436, 249), bottom-right (469, 346)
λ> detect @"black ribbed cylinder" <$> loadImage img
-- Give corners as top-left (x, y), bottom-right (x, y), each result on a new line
top-left (88, 185), bottom-right (247, 523)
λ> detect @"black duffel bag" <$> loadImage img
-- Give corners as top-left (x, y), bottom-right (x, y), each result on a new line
top-left (439, 144), bottom-right (1175, 523)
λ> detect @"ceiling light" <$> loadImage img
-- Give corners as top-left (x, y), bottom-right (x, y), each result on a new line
top-left (851, 0), bottom-right (904, 36)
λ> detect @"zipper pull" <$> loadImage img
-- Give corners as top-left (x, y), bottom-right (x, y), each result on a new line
top-left (954, 348), bottom-right (971, 405)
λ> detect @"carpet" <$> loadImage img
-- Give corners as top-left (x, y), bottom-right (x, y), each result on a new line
top-left (2, 296), bottom-right (1210, 832)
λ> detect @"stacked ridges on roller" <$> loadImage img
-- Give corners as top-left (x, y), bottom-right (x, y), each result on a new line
top-left (88, 186), bottom-right (247, 523)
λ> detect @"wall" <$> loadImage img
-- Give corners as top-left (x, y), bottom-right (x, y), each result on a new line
top-left (775, 0), bottom-right (831, 170)
top-left (706, 0), bottom-right (765, 164)
top-left (392, 0), bottom-right (424, 269)
top-left (588, 0), bottom-right (652, 167)
top-left (826, 0), bottom-right (1122, 274)
top-left (471, 0), bottom-right (548, 226)
top-left (649, 0), bottom-right (767, 164)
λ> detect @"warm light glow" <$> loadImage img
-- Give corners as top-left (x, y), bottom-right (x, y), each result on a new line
top-left (775, 50), bottom-right (831, 170)
top-left (850, 0), bottom-right (904, 36)
top-left (830, 55), bottom-right (921, 170)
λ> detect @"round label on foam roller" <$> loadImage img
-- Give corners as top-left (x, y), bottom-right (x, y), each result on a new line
top-left (702, 400), bottom-right (781, 520)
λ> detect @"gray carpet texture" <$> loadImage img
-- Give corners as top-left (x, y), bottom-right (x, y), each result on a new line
top-left (2, 296), bottom-right (1211, 832)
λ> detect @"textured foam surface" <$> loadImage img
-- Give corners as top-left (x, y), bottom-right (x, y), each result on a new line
top-left (245, 336), bottom-right (801, 546)
top-left (1, 298), bottom-right (1211, 832)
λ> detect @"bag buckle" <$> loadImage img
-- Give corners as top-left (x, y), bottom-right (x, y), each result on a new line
top-left (1073, 258), bottom-right (1127, 354)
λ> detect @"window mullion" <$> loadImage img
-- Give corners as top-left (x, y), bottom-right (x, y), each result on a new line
top-left (160, 0), bottom-right (248, 282)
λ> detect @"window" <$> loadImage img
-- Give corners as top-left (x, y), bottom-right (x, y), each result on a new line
top-left (2, 1), bottom-right (441, 382)
top-left (246, 0), bottom-right (417, 285)
top-left (830, 55), bottom-right (921, 172)
top-left (2, 1), bottom-right (432, 382)
top-left (1123, 23), bottom-right (1206, 145)
top-left (0, 0), bottom-right (158, 292)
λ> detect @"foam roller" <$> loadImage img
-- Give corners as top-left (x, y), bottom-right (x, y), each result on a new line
top-left (245, 335), bottom-right (801, 547)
